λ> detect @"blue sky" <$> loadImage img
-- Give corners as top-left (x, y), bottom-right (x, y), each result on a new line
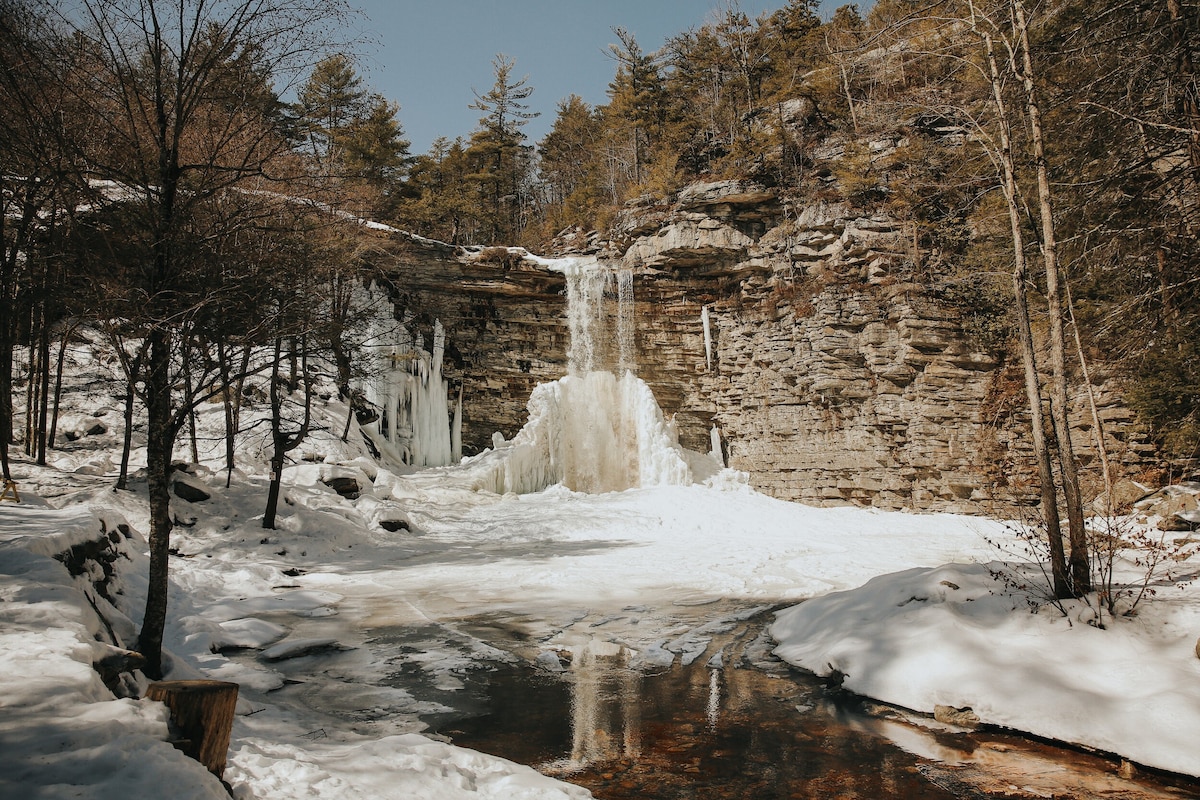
top-left (348, 1), bottom-right (853, 154)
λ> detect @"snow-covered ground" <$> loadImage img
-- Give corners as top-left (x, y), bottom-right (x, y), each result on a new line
top-left (3, 326), bottom-right (1200, 797)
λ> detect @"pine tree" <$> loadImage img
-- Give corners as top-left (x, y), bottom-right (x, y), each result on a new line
top-left (466, 54), bottom-right (539, 244)
top-left (537, 94), bottom-right (604, 232)
top-left (604, 28), bottom-right (667, 190)
top-left (296, 53), bottom-right (367, 172)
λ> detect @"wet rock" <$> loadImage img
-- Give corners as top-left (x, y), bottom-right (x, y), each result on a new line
top-left (323, 476), bottom-right (360, 500)
top-left (172, 477), bottom-right (211, 503)
top-left (934, 704), bottom-right (981, 729)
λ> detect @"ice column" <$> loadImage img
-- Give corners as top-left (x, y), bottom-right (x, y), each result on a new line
top-left (709, 425), bottom-right (725, 468)
top-left (701, 305), bottom-right (713, 371)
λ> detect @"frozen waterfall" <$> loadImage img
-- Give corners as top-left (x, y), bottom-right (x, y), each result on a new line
top-left (358, 285), bottom-right (461, 469)
top-left (463, 255), bottom-right (703, 495)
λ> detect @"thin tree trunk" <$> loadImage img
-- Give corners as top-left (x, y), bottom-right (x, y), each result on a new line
top-left (35, 318), bottom-right (50, 465)
top-left (218, 340), bottom-right (236, 488)
top-left (182, 342), bottom-right (199, 464)
top-left (978, 17), bottom-right (1071, 598)
top-left (116, 378), bottom-right (135, 491)
top-left (1013, 0), bottom-right (1089, 594)
top-left (25, 338), bottom-right (37, 457)
top-left (0, 333), bottom-right (11, 481)
top-left (48, 324), bottom-right (70, 451)
top-left (1066, 283), bottom-right (1113, 513)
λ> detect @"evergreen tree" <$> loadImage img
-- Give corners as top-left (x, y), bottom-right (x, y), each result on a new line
top-left (341, 93), bottom-right (411, 213)
top-left (295, 54), bottom-right (409, 216)
top-left (466, 54), bottom-right (539, 244)
top-left (402, 136), bottom-right (477, 244)
top-left (296, 53), bottom-right (367, 171)
top-left (537, 94), bottom-right (605, 232)
top-left (603, 28), bottom-right (668, 194)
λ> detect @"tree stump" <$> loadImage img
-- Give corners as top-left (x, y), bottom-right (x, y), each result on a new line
top-left (146, 680), bottom-right (239, 778)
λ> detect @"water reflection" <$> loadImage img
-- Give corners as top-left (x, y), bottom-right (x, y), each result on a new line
top-left (435, 625), bottom-right (1200, 800)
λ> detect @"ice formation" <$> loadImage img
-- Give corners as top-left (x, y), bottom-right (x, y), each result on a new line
top-left (701, 305), bottom-right (713, 371)
top-left (469, 370), bottom-right (692, 494)
top-left (358, 286), bottom-right (460, 468)
top-left (463, 256), bottom-right (699, 495)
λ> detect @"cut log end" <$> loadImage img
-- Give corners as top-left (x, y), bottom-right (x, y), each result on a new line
top-left (146, 679), bottom-right (239, 779)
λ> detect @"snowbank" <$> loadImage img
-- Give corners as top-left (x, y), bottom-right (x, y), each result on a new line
top-left (0, 506), bottom-right (230, 800)
top-left (770, 560), bottom-right (1200, 776)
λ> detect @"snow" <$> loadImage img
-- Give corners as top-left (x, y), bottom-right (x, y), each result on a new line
top-left (4, 253), bottom-right (1200, 796)
top-left (770, 560), bottom-right (1200, 776)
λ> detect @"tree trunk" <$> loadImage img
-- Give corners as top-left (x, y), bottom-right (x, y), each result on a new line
top-left (1013, 0), bottom-right (1090, 594)
top-left (47, 324), bottom-right (70, 451)
top-left (116, 378), bottom-right (135, 491)
top-left (145, 680), bottom-right (239, 779)
top-left (979, 18), bottom-right (1072, 597)
top-left (218, 340), bottom-right (236, 488)
top-left (35, 318), bottom-right (51, 464)
top-left (262, 453), bottom-right (284, 530)
top-left (0, 332), bottom-right (10, 481)
top-left (137, 328), bottom-right (174, 680)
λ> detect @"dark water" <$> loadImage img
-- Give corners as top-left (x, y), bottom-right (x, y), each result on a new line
top-left (379, 613), bottom-right (1200, 800)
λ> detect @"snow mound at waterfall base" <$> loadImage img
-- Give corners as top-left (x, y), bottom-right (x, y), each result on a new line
top-left (436, 371), bottom-right (725, 496)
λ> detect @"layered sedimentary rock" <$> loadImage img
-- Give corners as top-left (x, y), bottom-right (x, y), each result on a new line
top-left (377, 184), bottom-right (1159, 513)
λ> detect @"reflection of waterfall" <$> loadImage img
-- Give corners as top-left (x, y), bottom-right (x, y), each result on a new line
top-left (562, 639), bottom-right (641, 769)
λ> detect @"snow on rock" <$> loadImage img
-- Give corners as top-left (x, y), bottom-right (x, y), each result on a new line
top-left (260, 637), bottom-right (346, 661)
top-left (213, 618), bottom-right (289, 650)
top-left (0, 505), bottom-right (230, 800)
top-left (770, 561), bottom-right (1200, 777)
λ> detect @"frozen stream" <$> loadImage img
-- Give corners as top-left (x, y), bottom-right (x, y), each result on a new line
top-left (206, 483), bottom-right (1200, 800)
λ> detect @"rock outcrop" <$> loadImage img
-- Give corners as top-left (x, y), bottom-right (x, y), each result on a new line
top-left (377, 183), bottom-right (1165, 514)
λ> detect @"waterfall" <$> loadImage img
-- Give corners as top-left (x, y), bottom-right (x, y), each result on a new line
top-left (463, 256), bottom-right (702, 495)
top-left (561, 257), bottom-right (636, 375)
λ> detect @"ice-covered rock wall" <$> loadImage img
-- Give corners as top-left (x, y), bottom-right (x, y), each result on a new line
top-left (358, 285), bottom-right (461, 468)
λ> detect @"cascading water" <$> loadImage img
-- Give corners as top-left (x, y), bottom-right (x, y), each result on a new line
top-left (464, 255), bottom-right (705, 495)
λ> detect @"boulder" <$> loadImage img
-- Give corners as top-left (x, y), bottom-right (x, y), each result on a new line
top-left (172, 477), bottom-right (211, 503)
top-left (323, 476), bottom-right (360, 499)
top-left (934, 704), bottom-right (981, 729)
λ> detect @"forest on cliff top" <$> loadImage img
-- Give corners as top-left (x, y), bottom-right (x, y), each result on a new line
top-left (390, 0), bottom-right (1200, 469)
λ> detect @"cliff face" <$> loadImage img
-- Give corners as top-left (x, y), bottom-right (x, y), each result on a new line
top-left (377, 187), bottom-right (1158, 513)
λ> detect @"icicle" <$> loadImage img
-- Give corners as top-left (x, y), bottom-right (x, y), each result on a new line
top-left (709, 425), bottom-right (724, 468)
top-left (451, 384), bottom-right (463, 462)
top-left (701, 305), bottom-right (713, 371)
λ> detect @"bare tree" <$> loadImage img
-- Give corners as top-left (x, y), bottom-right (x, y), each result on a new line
top-left (59, 0), bottom-right (353, 678)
